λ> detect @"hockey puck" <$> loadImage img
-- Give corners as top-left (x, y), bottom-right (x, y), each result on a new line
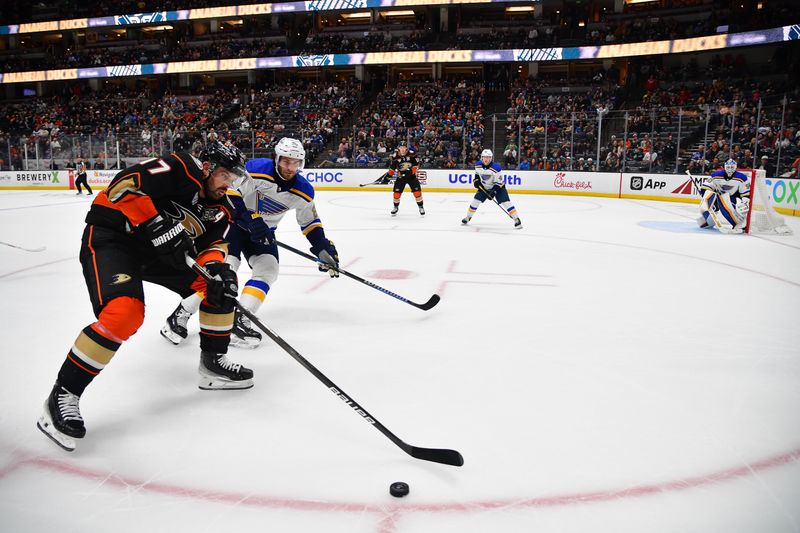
top-left (389, 481), bottom-right (410, 498)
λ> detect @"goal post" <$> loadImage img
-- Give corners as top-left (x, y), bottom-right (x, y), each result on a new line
top-left (745, 169), bottom-right (793, 235)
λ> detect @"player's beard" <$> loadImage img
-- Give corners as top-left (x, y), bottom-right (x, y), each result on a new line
top-left (205, 183), bottom-right (227, 199)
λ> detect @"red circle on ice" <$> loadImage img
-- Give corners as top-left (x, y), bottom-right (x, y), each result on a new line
top-left (367, 269), bottom-right (417, 280)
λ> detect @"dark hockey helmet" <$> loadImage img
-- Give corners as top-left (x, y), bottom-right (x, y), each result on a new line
top-left (200, 140), bottom-right (247, 182)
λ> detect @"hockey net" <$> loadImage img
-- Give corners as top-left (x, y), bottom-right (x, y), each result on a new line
top-left (745, 169), bottom-right (793, 235)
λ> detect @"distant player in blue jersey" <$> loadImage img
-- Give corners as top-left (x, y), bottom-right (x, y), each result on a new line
top-left (161, 137), bottom-right (339, 348)
top-left (697, 158), bottom-right (750, 234)
top-left (461, 149), bottom-right (522, 228)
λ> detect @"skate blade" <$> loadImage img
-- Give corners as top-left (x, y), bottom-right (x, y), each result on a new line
top-left (37, 415), bottom-right (76, 452)
top-left (160, 325), bottom-right (185, 345)
top-left (229, 336), bottom-right (261, 349)
top-left (198, 375), bottom-right (254, 390)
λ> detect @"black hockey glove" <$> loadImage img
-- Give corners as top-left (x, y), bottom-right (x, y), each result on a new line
top-left (144, 215), bottom-right (196, 270)
top-left (246, 214), bottom-right (275, 244)
top-left (473, 176), bottom-right (482, 189)
top-left (204, 261), bottom-right (238, 308)
top-left (311, 240), bottom-right (339, 278)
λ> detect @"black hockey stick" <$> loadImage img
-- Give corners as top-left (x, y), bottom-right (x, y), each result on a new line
top-left (475, 179), bottom-right (516, 221)
top-left (276, 240), bottom-right (440, 311)
top-left (186, 257), bottom-right (463, 467)
top-left (359, 172), bottom-right (392, 187)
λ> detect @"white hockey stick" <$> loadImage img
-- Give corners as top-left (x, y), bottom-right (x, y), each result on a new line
top-left (0, 240), bottom-right (46, 252)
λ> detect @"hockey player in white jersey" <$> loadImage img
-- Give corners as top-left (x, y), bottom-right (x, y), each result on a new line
top-left (697, 158), bottom-right (750, 234)
top-left (462, 149), bottom-right (522, 228)
top-left (161, 137), bottom-right (339, 348)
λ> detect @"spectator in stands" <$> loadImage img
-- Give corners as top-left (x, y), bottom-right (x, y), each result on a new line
top-left (757, 155), bottom-right (774, 177)
top-left (355, 149), bottom-right (369, 166)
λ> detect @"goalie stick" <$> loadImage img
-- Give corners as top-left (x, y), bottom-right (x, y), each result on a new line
top-left (0, 240), bottom-right (46, 252)
top-left (186, 256), bottom-right (463, 467)
top-left (276, 240), bottom-right (440, 311)
top-left (359, 172), bottom-right (392, 187)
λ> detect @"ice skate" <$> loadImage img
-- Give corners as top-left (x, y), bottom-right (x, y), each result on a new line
top-left (198, 351), bottom-right (254, 390)
top-left (418, 205), bottom-right (425, 216)
top-left (160, 303), bottom-right (191, 345)
top-left (461, 216), bottom-right (471, 225)
top-left (229, 309), bottom-right (262, 349)
top-left (390, 205), bottom-right (399, 217)
top-left (514, 218), bottom-right (522, 229)
top-left (37, 383), bottom-right (85, 451)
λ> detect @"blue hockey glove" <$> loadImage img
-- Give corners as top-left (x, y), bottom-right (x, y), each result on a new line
top-left (246, 214), bottom-right (275, 244)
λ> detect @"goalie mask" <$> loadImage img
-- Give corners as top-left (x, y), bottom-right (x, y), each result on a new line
top-left (724, 158), bottom-right (737, 177)
top-left (274, 137), bottom-right (306, 182)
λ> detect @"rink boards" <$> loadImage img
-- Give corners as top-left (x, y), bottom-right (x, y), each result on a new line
top-left (1, 168), bottom-right (798, 216)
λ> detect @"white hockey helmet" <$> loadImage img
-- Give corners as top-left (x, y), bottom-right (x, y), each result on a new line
top-left (275, 137), bottom-right (306, 177)
top-left (724, 158), bottom-right (737, 177)
top-left (481, 149), bottom-right (493, 159)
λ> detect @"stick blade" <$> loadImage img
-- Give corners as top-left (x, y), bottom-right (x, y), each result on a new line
top-left (414, 294), bottom-right (441, 311)
top-left (409, 446), bottom-right (464, 467)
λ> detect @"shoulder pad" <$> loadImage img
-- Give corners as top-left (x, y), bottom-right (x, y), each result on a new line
top-left (291, 173), bottom-right (316, 201)
top-left (246, 158), bottom-right (275, 177)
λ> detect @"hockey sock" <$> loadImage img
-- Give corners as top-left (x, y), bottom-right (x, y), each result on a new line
top-left (413, 191), bottom-right (423, 205)
top-left (199, 301), bottom-right (234, 354)
top-left (181, 292), bottom-right (203, 314)
top-left (240, 279), bottom-right (269, 313)
top-left (500, 201), bottom-right (519, 219)
top-left (58, 323), bottom-right (122, 396)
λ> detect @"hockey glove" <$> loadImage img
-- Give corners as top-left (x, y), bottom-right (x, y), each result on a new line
top-left (311, 240), bottom-right (339, 278)
top-left (246, 214), bottom-right (275, 244)
top-left (473, 176), bottom-right (482, 189)
top-left (204, 261), bottom-right (238, 308)
top-left (144, 215), bottom-right (196, 270)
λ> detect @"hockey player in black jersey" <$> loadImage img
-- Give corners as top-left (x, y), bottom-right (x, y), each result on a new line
top-left (37, 141), bottom-right (252, 452)
top-left (386, 143), bottom-right (425, 216)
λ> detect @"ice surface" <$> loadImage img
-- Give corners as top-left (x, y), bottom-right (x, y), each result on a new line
top-left (1, 190), bottom-right (798, 532)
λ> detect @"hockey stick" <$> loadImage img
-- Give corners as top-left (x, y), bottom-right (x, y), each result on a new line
top-left (0, 240), bottom-right (46, 252)
top-left (475, 180), bottom-right (516, 221)
top-left (186, 257), bottom-right (463, 467)
top-left (359, 172), bottom-right (392, 187)
top-left (276, 240), bottom-right (440, 311)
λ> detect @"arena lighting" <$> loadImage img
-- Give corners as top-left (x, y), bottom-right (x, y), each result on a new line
top-left (341, 12), bottom-right (372, 19)
top-left (383, 10), bottom-right (416, 16)
top-left (625, 0), bottom-right (658, 4)
top-left (506, 6), bottom-right (535, 12)
top-left (141, 25), bottom-right (174, 31)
